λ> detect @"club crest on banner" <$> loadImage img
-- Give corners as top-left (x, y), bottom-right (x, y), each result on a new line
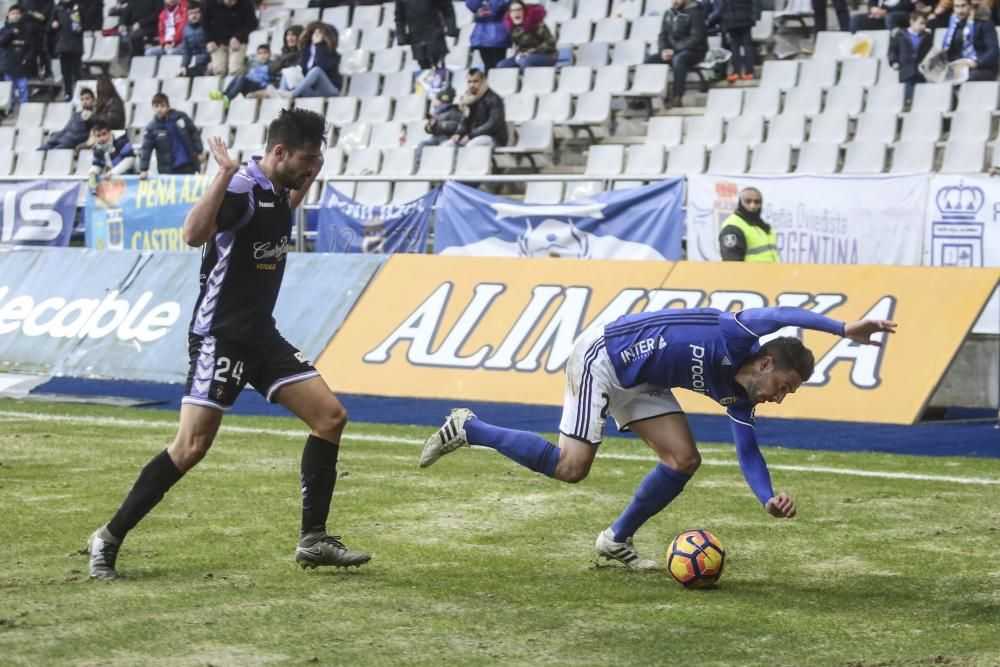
top-left (930, 182), bottom-right (986, 267)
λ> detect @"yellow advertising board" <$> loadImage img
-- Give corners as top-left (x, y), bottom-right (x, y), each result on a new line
top-left (316, 256), bottom-right (999, 425)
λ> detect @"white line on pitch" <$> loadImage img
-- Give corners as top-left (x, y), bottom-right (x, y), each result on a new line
top-left (1, 410), bottom-right (997, 487)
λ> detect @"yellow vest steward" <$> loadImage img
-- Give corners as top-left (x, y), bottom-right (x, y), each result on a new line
top-left (722, 213), bottom-right (780, 263)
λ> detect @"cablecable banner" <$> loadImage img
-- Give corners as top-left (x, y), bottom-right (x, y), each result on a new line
top-left (434, 179), bottom-right (685, 260)
top-left (0, 180), bottom-right (80, 247)
top-left (686, 174), bottom-right (927, 265)
top-left (316, 184), bottom-right (436, 253)
top-left (85, 174), bottom-right (208, 250)
top-left (316, 256), bottom-right (999, 424)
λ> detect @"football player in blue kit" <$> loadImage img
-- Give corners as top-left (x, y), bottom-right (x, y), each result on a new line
top-left (421, 306), bottom-right (896, 569)
top-left (87, 109), bottom-right (371, 579)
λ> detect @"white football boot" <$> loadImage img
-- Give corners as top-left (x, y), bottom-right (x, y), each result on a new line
top-left (595, 527), bottom-right (659, 571)
top-left (87, 526), bottom-right (121, 580)
top-left (419, 408), bottom-right (476, 468)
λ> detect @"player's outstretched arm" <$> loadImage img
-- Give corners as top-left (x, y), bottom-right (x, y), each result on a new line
top-left (183, 137), bottom-right (240, 247)
top-left (765, 492), bottom-right (796, 518)
top-left (844, 319), bottom-right (897, 347)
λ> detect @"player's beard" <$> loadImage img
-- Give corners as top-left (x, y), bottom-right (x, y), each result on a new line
top-left (745, 374), bottom-right (763, 405)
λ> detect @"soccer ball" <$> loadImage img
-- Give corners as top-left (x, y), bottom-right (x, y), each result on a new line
top-left (667, 529), bottom-right (726, 589)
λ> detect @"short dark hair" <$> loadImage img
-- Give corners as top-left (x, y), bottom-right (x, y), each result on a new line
top-left (467, 67), bottom-right (484, 79)
top-left (265, 107), bottom-right (327, 153)
top-left (187, 1), bottom-right (200, 9)
top-left (755, 337), bottom-right (815, 382)
top-left (152, 93), bottom-right (170, 106)
top-left (79, 87), bottom-right (95, 99)
top-left (9, 5), bottom-right (23, 12)
top-left (92, 120), bottom-right (111, 132)
top-left (909, 10), bottom-right (925, 22)
top-left (257, 43), bottom-right (270, 51)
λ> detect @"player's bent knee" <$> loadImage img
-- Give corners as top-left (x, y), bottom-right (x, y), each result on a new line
top-left (554, 460), bottom-right (591, 483)
top-left (311, 404), bottom-right (348, 442)
top-left (168, 435), bottom-right (214, 471)
top-left (673, 451), bottom-right (702, 475)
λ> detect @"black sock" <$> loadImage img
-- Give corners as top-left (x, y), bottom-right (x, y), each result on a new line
top-left (300, 434), bottom-right (340, 537)
top-left (107, 449), bottom-right (185, 541)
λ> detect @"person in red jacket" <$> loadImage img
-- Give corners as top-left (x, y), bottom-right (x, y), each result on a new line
top-left (146, 0), bottom-right (186, 55)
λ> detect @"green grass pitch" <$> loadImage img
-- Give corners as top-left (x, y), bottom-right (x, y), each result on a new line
top-left (1, 399), bottom-right (998, 666)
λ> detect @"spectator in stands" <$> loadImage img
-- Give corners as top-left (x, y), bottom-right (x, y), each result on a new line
top-left (279, 21), bottom-right (341, 98)
top-left (710, 0), bottom-right (760, 82)
top-left (718, 187), bottom-right (779, 262)
top-left (415, 86), bottom-right (463, 167)
top-left (0, 5), bottom-right (34, 108)
top-left (93, 74), bottom-right (126, 129)
top-left (88, 120), bottom-right (136, 188)
top-left (210, 43), bottom-right (273, 106)
top-left (395, 0), bottom-right (459, 70)
top-left (444, 67), bottom-right (507, 147)
top-left (645, 0), bottom-right (707, 107)
top-left (79, 0), bottom-right (101, 31)
top-left (915, 0), bottom-right (953, 29)
top-left (496, 1), bottom-right (557, 70)
top-left (942, 0), bottom-right (998, 81)
top-left (465, 0), bottom-right (511, 72)
top-left (850, 0), bottom-right (915, 32)
top-left (888, 12), bottom-right (932, 104)
top-left (145, 0), bottom-right (187, 56)
top-left (812, 0), bottom-right (850, 33)
top-left (109, 0), bottom-right (164, 59)
top-left (50, 0), bottom-right (83, 102)
top-left (202, 0), bottom-right (257, 76)
top-left (138, 92), bottom-right (204, 178)
top-left (22, 0), bottom-right (52, 78)
top-left (269, 24), bottom-right (302, 82)
top-left (177, 1), bottom-right (209, 76)
top-left (39, 86), bottom-right (94, 149)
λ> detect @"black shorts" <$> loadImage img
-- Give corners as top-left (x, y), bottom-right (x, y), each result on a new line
top-left (182, 330), bottom-right (319, 411)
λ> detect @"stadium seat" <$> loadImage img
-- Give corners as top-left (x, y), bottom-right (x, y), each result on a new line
top-left (911, 83), bottom-right (953, 112)
top-left (417, 145), bottom-right (455, 178)
top-left (0, 81), bottom-right (12, 111)
top-left (742, 87), bottom-right (781, 118)
top-left (798, 58), bottom-right (837, 89)
top-left (354, 181), bottom-right (391, 206)
top-left (496, 120), bottom-right (555, 156)
top-left (624, 145), bottom-right (666, 175)
top-left (564, 181), bottom-right (603, 201)
top-left (43, 149), bottom-right (74, 176)
top-left (200, 124), bottom-right (231, 144)
top-left (359, 96), bottom-right (393, 123)
top-left (15, 127), bottom-right (43, 152)
top-left (795, 142), bottom-right (840, 173)
top-left (403, 121), bottom-right (430, 147)
top-left (445, 45), bottom-right (470, 69)
top-left (566, 92), bottom-right (612, 129)
top-left (319, 148), bottom-right (345, 178)
top-left (75, 148), bottom-right (94, 176)
top-left (454, 146), bottom-right (493, 178)
top-left (947, 110), bottom-right (992, 141)
top-left (646, 116), bottom-right (683, 147)
top-left (630, 16), bottom-right (661, 45)
top-left (543, 0), bottom-right (572, 22)
top-left (328, 180), bottom-right (356, 199)
top-left (13, 151), bottom-right (44, 176)
top-left (129, 78), bottom-right (160, 105)
top-left (665, 143), bottom-right (706, 174)
top-left (585, 144), bottom-right (625, 176)
top-left (751, 10), bottom-right (775, 44)
top-left (577, 0), bottom-right (610, 20)
top-left (348, 72), bottom-right (381, 97)
top-left (232, 123), bottom-right (266, 152)
top-left (556, 66), bottom-right (593, 94)
top-left (128, 56), bottom-right (158, 81)
top-left (0, 127), bottom-right (15, 152)
top-left (352, 4), bottom-right (383, 29)
top-left (259, 97), bottom-right (291, 122)
top-left (246, 29), bottom-right (269, 53)
top-left (558, 18), bottom-right (594, 46)
top-left (749, 142), bottom-right (792, 174)
top-left (16, 102), bottom-right (46, 129)
top-left (488, 68), bottom-right (520, 97)
top-left (340, 49), bottom-right (372, 76)
top-left (87, 35), bottom-right (120, 72)
top-left (42, 103), bottom-right (73, 132)
top-left (391, 180), bottom-right (431, 204)
top-left (759, 60), bottom-right (799, 89)
top-left (189, 76), bottom-right (220, 102)
top-left (523, 68), bottom-right (556, 95)
top-left (535, 92), bottom-right (573, 123)
top-left (705, 89), bottom-right (745, 119)
top-left (380, 147), bottom-right (416, 176)
top-left (853, 112), bottom-right (898, 143)
top-left (369, 121), bottom-right (403, 150)
top-left (320, 6), bottom-right (349, 29)
top-left (708, 142), bottom-right (749, 173)
top-left (157, 55), bottom-right (183, 78)
top-left (595, 18), bottom-right (628, 44)
top-left (382, 71), bottom-right (414, 98)
top-left (226, 97), bottom-right (258, 126)
top-left (371, 47), bottom-right (405, 74)
top-left (326, 96), bottom-right (360, 126)
top-left (505, 93), bottom-right (538, 123)
top-left (611, 39), bottom-right (647, 67)
top-left (813, 31), bottom-right (846, 60)
top-left (899, 110), bottom-right (941, 141)
top-left (824, 85), bottom-right (865, 116)
top-left (337, 26), bottom-right (360, 52)
top-left (839, 58), bottom-right (879, 87)
top-left (195, 100), bottom-right (226, 127)
top-left (524, 180), bottom-right (565, 204)
top-left (0, 151), bottom-right (12, 176)
top-left (360, 27), bottom-right (391, 51)
top-left (575, 42), bottom-right (609, 67)
top-left (956, 81), bottom-right (999, 112)
top-left (809, 112), bottom-right (849, 144)
top-left (683, 115), bottom-right (724, 146)
top-left (841, 141), bottom-right (887, 173)
top-left (129, 101), bottom-right (154, 131)
top-left (345, 147), bottom-right (382, 175)
top-left (336, 122), bottom-right (372, 152)
top-left (939, 140), bottom-right (985, 173)
top-left (783, 87), bottom-right (822, 117)
top-left (889, 140), bottom-right (935, 173)
top-left (611, 0), bottom-right (643, 20)
top-left (291, 8), bottom-right (320, 25)
top-left (393, 94), bottom-right (428, 123)
top-left (160, 77), bottom-right (191, 102)
top-left (865, 83), bottom-right (905, 114)
top-left (593, 65), bottom-right (630, 95)
top-left (726, 115), bottom-right (765, 144)
top-left (626, 64), bottom-right (669, 97)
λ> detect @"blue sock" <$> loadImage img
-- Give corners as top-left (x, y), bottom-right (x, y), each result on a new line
top-left (464, 417), bottom-right (560, 477)
top-left (610, 463), bottom-right (691, 542)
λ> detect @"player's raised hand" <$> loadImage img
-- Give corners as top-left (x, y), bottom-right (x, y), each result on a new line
top-left (766, 492), bottom-right (796, 518)
top-left (207, 136), bottom-right (239, 173)
top-left (844, 319), bottom-right (898, 346)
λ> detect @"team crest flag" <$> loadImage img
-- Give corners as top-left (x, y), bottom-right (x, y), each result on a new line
top-left (433, 179), bottom-right (685, 260)
top-left (316, 185), bottom-right (437, 254)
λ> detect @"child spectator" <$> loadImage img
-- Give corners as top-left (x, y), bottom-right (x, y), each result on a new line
top-left (40, 86), bottom-right (94, 149)
top-left (139, 93), bottom-right (204, 177)
top-left (0, 5), bottom-right (34, 108)
top-left (177, 2), bottom-right (209, 76)
top-left (50, 0), bottom-right (83, 101)
top-left (279, 21), bottom-right (341, 98)
top-left (88, 120), bottom-right (136, 188)
top-left (888, 12), bottom-right (932, 104)
top-left (145, 0), bottom-right (187, 55)
top-left (415, 86), bottom-right (463, 166)
top-left (496, 1), bottom-right (557, 70)
top-left (210, 43), bottom-right (273, 107)
top-left (710, 0), bottom-right (760, 82)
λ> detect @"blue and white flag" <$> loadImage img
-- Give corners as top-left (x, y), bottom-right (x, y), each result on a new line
top-left (316, 185), bottom-right (437, 254)
top-left (433, 180), bottom-right (685, 260)
top-left (0, 180), bottom-right (79, 247)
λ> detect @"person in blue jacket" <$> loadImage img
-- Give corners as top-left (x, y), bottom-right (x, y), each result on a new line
top-left (139, 93), bottom-right (204, 177)
top-left (421, 306), bottom-right (897, 570)
top-left (464, 0), bottom-right (510, 71)
top-left (0, 5), bottom-right (34, 107)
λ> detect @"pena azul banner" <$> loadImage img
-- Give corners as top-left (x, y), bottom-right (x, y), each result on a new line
top-left (0, 180), bottom-right (80, 247)
top-left (434, 179), bottom-right (685, 260)
top-left (316, 184), bottom-right (436, 253)
top-left (686, 174), bottom-right (927, 265)
top-left (85, 174), bottom-right (209, 251)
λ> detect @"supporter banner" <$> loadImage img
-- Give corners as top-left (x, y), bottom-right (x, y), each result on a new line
top-left (316, 185), bottom-right (436, 253)
top-left (85, 174), bottom-right (209, 251)
top-left (0, 180), bottom-right (80, 247)
top-left (0, 247), bottom-right (385, 383)
top-left (317, 256), bottom-right (999, 424)
top-left (686, 174), bottom-right (927, 265)
top-left (434, 179), bottom-right (685, 260)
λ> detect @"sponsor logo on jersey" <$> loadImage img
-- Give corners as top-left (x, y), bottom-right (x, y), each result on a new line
top-left (253, 236), bottom-right (289, 262)
top-left (258, 201), bottom-right (275, 208)
top-left (722, 356), bottom-right (732, 366)
top-left (720, 396), bottom-right (737, 405)
top-left (619, 335), bottom-right (667, 365)
top-left (689, 344), bottom-right (707, 394)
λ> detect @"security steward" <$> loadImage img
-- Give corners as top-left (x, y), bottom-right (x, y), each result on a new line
top-left (718, 187), bottom-right (780, 262)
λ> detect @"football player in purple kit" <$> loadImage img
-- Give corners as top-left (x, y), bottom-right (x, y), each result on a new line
top-left (87, 109), bottom-right (371, 579)
top-left (421, 306), bottom-right (896, 569)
